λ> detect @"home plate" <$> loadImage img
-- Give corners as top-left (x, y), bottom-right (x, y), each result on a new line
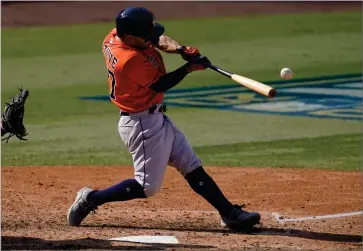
top-left (109, 235), bottom-right (179, 244)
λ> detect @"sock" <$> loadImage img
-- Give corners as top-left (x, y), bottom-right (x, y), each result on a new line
top-left (185, 166), bottom-right (234, 217)
top-left (88, 178), bottom-right (146, 206)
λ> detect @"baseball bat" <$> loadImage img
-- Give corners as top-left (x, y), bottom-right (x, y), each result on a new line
top-left (205, 63), bottom-right (276, 98)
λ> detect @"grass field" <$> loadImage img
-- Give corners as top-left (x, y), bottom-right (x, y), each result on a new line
top-left (1, 11), bottom-right (362, 169)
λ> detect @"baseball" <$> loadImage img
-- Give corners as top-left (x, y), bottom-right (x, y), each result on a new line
top-left (280, 68), bottom-right (293, 80)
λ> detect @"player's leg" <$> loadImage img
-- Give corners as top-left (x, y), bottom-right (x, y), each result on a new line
top-left (87, 114), bottom-right (170, 205)
top-left (183, 166), bottom-right (260, 229)
top-left (167, 127), bottom-right (234, 217)
top-left (67, 112), bottom-right (173, 226)
top-left (165, 115), bottom-right (260, 229)
top-left (86, 178), bottom-right (146, 206)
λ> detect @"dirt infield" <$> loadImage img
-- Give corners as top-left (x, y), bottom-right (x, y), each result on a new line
top-left (2, 166), bottom-right (362, 250)
top-left (2, 1), bottom-right (362, 250)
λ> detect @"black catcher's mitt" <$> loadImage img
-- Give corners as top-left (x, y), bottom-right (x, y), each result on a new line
top-left (1, 88), bottom-right (30, 143)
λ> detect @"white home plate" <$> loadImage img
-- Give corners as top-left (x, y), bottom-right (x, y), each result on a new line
top-left (109, 235), bottom-right (179, 244)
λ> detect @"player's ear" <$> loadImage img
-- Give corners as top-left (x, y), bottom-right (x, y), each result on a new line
top-left (129, 35), bottom-right (141, 45)
top-left (121, 34), bottom-right (132, 42)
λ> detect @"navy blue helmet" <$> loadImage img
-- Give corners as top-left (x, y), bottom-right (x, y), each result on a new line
top-left (116, 7), bottom-right (165, 41)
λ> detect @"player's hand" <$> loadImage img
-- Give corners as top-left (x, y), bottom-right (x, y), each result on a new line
top-left (178, 46), bottom-right (201, 61)
top-left (186, 56), bottom-right (211, 73)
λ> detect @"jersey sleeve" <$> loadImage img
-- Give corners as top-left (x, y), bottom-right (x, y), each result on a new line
top-left (125, 55), bottom-right (162, 88)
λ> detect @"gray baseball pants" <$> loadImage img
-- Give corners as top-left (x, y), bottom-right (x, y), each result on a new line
top-left (118, 104), bottom-right (202, 197)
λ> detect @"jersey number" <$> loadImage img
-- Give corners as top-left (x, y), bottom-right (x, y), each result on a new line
top-left (108, 69), bottom-right (116, 100)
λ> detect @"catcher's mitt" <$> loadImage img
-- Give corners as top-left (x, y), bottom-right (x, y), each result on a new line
top-left (1, 88), bottom-right (30, 143)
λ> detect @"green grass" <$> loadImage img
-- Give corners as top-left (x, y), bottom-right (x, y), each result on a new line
top-left (1, 11), bottom-right (362, 169)
top-left (2, 11), bottom-right (361, 58)
top-left (3, 132), bottom-right (361, 171)
top-left (195, 133), bottom-right (362, 170)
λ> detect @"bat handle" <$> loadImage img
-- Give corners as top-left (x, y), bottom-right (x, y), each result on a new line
top-left (205, 63), bottom-right (233, 78)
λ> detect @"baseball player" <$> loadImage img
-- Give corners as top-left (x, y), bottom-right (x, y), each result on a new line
top-left (67, 7), bottom-right (261, 230)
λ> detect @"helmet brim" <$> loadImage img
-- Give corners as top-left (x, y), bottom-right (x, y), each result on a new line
top-left (152, 23), bottom-right (165, 39)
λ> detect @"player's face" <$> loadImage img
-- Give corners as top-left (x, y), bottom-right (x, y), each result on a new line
top-left (124, 35), bottom-right (151, 49)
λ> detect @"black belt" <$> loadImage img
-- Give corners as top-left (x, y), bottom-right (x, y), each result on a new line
top-left (121, 104), bottom-right (166, 116)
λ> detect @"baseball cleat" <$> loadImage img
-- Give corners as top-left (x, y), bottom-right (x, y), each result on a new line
top-left (67, 187), bottom-right (97, 227)
top-left (220, 204), bottom-right (261, 229)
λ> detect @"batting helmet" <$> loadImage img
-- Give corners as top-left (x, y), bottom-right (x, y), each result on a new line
top-left (116, 7), bottom-right (165, 41)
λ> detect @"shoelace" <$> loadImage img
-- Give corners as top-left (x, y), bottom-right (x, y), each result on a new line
top-left (1, 132), bottom-right (28, 143)
top-left (2, 133), bottom-right (15, 143)
top-left (79, 200), bottom-right (98, 214)
top-left (220, 203), bottom-right (247, 218)
top-left (233, 204), bottom-right (246, 210)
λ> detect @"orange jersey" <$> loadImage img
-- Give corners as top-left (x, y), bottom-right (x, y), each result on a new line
top-left (102, 28), bottom-right (166, 113)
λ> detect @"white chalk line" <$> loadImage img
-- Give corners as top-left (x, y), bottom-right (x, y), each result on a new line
top-left (106, 210), bottom-right (270, 215)
top-left (106, 210), bottom-right (220, 214)
top-left (272, 211), bottom-right (362, 223)
top-left (112, 210), bottom-right (363, 223)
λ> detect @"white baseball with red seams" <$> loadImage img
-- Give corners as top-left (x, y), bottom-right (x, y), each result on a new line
top-left (280, 68), bottom-right (293, 80)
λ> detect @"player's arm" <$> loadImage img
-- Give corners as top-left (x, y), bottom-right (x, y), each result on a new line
top-left (153, 35), bottom-right (202, 61)
top-left (149, 56), bottom-right (210, 93)
top-left (153, 35), bottom-right (181, 54)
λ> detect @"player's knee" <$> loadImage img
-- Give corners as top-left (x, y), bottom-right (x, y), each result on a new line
top-left (143, 183), bottom-right (162, 197)
top-left (134, 173), bottom-right (163, 197)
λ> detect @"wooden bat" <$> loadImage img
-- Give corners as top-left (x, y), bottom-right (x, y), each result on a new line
top-left (205, 63), bottom-right (277, 98)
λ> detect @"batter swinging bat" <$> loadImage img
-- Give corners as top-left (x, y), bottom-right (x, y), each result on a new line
top-left (205, 63), bottom-right (277, 98)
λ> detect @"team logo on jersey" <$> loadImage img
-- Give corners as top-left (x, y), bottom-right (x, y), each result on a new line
top-left (148, 55), bottom-right (159, 67)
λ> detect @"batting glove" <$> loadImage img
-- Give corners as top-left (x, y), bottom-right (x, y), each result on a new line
top-left (186, 56), bottom-right (211, 72)
top-left (178, 45), bottom-right (201, 61)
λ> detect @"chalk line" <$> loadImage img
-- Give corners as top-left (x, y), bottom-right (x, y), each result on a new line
top-left (109, 210), bottom-right (218, 214)
top-left (272, 211), bottom-right (362, 223)
top-left (103, 209), bottom-right (362, 223)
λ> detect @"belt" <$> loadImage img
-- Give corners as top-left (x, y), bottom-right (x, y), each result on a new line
top-left (121, 104), bottom-right (166, 116)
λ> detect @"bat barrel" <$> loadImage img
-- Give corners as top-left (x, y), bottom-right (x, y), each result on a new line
top-left (205, 63), bottom-right (276, 98)
top-left (231, 74), bottom-right (276, 98)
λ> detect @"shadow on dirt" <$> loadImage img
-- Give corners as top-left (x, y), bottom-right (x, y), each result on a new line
top-left (1, 236), bottom-right (214, 250)
top-left (86, 224), bottom-right (362, 243)
top-left (253, 227), bottom-right (362, 243)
